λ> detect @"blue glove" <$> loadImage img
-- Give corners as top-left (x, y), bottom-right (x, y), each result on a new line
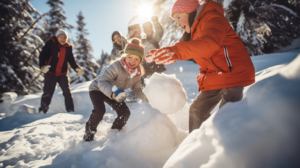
top-left (112, 89), bottom-right (127, 103)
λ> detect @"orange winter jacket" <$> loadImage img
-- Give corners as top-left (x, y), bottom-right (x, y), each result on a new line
top-left (171, 0), bottom-right (255, 92)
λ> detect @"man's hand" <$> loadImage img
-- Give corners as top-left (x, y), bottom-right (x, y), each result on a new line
top-left (76, 67), bottom-right (84, 76)
top-left (41, 65), bottom-right (51, 73)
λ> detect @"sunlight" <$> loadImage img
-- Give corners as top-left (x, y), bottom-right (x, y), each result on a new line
top-left (138, 4), bottom-right (154, 20)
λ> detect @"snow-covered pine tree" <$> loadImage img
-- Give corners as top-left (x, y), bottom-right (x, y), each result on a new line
top-left (225, 0), bottom-right (300, 55)
top-left (97, 50), bottom-right (111, 74)
top-left (0, 0), bottom-right (45, 95)
top-left (41, 0), bottom-right (73, 42)
top-left (70, 11), bottom-right (99, 84)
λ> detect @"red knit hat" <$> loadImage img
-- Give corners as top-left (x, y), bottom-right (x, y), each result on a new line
top-left (171, 0), bottom-right (205, 18)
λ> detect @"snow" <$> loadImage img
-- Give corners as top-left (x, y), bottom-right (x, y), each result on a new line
top-left (164, 53), bottom-right (300, 168)
top-left (0, 48), bottom-right (300, 167)
top-left (144, 73), bottom-right (187, 114)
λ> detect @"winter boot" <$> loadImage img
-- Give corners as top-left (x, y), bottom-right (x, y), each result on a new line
top-left (83, 114), bottom-right (98, 142)
top-left (67, 109), bottom-right (74, 113)
top-left (83, 132), bottom-right (95, 142)
top-left (38, 107), bottom-right (49, 114)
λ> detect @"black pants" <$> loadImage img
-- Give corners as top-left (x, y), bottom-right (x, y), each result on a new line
top-left (40, 73), bottom-right (74, 112)
top-left (85, 91), bottom-right (131, 134)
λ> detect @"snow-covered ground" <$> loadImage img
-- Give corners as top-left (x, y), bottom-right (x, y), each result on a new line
top-left (0, 48), bottom-right (300, 168)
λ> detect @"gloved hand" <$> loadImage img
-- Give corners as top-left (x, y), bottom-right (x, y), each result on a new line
top-left (41, 65), bottom-right (51, 73)
top-left (145, 49), bottom-right (158, 63)
top-left (76, 67), bottom-right (84, 76)
top-left (112, 88), bottom-right (127, 103)
top-left (146, 47), bottom-right (178, 65)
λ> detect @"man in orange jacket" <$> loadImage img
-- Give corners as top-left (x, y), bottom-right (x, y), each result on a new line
top-left (146, 0), bottom-right (255, 133)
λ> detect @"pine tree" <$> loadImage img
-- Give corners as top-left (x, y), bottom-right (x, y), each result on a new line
top-left (0, 0), bottom-right (45, 94)
top-left (42, 0), bottom-right (73, 42)
top-left (96, 50), bottom-right (112, 75)
top-left (225, 0), bottom-right (300, 55)
top-left (70, 11), bottom-right (99, 84)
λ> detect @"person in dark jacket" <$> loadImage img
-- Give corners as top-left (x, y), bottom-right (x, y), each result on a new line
top-left (39, 29), bottom-right (84, 113)
top-left (111, 31), bottom-right (128, 61)
top-left (141, 16), bottom-right (166, 77)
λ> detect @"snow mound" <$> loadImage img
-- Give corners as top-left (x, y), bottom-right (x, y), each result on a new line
top-left (164, 54), bottom-right (300, 168)
top-left (143, 73), bottom-right (187, 114)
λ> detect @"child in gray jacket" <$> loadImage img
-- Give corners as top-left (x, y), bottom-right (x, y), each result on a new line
top-left (84, 38), bottom-right (148, 141)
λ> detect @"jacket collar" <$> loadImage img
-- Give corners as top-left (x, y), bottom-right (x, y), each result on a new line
top-left (120, 58), bottom-right (141, 78)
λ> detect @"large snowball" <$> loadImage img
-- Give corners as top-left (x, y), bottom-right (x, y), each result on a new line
top-left (143, 73), bottom-right (187, 114)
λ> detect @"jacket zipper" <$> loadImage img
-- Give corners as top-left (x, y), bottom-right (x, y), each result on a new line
top-left (224, 46), bottom-right (232, 72)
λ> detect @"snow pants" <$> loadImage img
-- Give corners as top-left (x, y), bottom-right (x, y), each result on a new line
top-left (189, 86), bottom-right (244, 133)
top-left (85, 91), bottom-right (131, 134)
top-left (40, 73), bottom-right (74, 113)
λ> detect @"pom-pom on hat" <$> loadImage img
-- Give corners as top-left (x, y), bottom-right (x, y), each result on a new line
top-left (124, 38), bottom-right (144, 59)
top-left (171, 0), bottom-right (203, 18)
top-left (56, 29), bottom-right (69, 40)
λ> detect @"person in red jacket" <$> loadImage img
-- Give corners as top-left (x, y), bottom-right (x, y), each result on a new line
top-left (146, 0), bottom-right (255, 133)
top-left (39, 29), bottom-right (84, 113)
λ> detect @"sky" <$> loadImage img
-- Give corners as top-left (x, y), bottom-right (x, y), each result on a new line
top-left (30, 0), bottom-right (141, 60)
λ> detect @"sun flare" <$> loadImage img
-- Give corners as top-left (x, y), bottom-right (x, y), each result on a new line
top-left (138, 4), bottom-right (154, 19)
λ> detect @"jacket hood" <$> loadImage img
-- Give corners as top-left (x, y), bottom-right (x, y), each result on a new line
top-left (50, 36), bottom-right (71, 48)
top-left (179, 0), bottom-right (224, 42)
top-left (192, 0), bottom-right (224, 28)
top-left (200, 0), bottom-right (223, 17)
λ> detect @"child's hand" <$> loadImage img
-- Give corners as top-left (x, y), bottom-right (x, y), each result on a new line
top-left (41, 65), bottom-right (51, 73)
top-left (150, 47), bottom-right (178, 65)
top-left (145, 49), bottom-right (158, 63)
top-left (76, 67), bottom-right (84, 76)
top-left (112, 89), bottom-right (127, 103)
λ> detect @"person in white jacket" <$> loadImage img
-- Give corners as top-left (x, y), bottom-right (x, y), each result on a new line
top-left (84, 38), bottom-right (148, 141)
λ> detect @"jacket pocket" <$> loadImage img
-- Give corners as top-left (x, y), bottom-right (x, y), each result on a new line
top-left (224, 46), bottom-right (232, 72)
top-left (208, 58), bottom-right (225, 72)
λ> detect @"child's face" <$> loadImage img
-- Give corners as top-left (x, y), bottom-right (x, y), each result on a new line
top-left (125, 54), bottom-right (141, 69)
top-left (173, 13), bottom-right (190, 33)
top-left (57, 34), bottom-right (67, 45)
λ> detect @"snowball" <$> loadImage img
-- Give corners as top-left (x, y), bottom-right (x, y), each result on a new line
top-left (143, 73), bottom-right (186, 114)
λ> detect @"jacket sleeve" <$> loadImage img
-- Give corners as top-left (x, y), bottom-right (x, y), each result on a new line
top-left (171, 13), bottom-right (227, 60)
top-left (152, 19), bottom-right (164, 43)
top-left (97, 63), bottom-right (119, 99)
top-left (39, 40), bottom-right (51, 68)
top-left (67, 47), bottom-right (80, 70)
top-left (111, 49), bottom-right (116, 60)
top-left (131, 78), bottom-right (148, 102)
